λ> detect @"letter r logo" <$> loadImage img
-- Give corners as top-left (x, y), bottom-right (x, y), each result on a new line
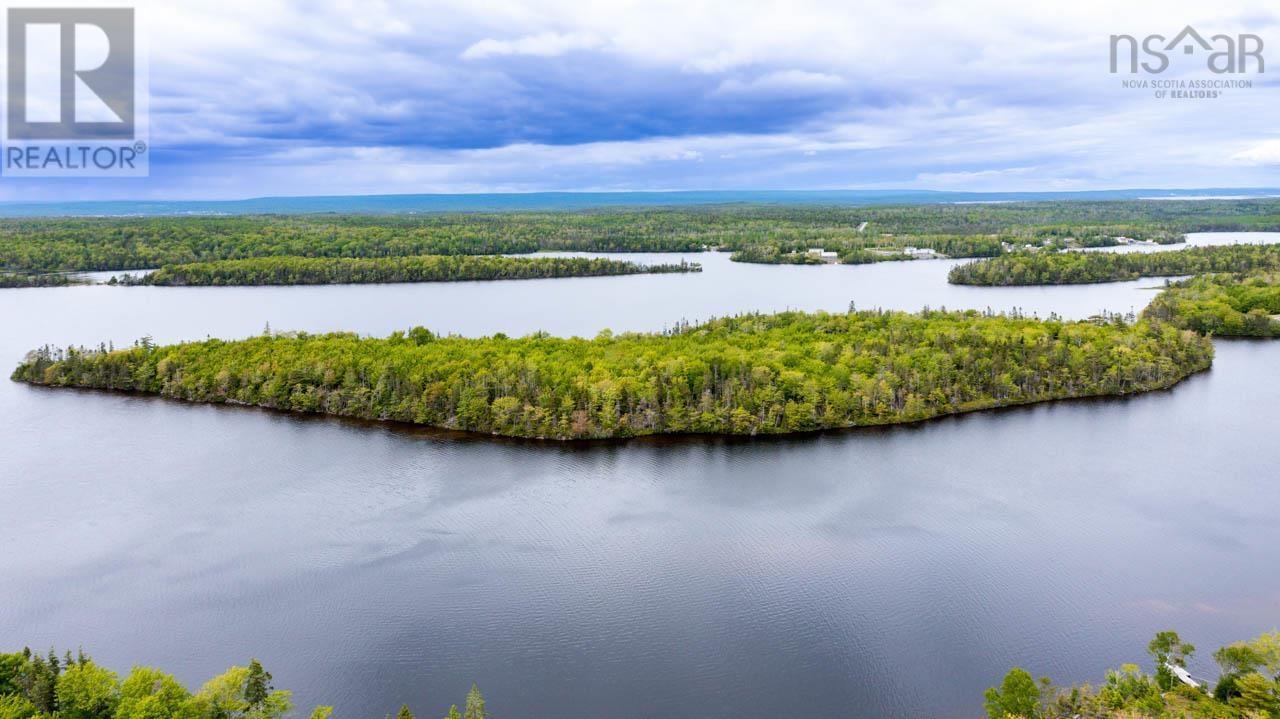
top-left (6, 8), bottom-right (135, 140)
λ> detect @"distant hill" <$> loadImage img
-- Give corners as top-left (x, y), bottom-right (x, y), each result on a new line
top-left (2, 188), bottom-right (1278, 217)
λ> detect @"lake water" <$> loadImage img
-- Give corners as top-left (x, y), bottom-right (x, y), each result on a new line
top-left (3, 234), bottom-right (1278, 718)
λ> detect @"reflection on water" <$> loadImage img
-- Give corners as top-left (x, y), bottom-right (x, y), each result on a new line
top-left (2, 233), bottom-right (1279, 719)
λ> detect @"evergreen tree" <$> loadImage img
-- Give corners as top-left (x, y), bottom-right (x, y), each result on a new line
top-left (463, 684), bottom-right (486, 719)
top-left (396, 703), bottom-right (415, 719)
top-left (244, 659), bottom-right (273, 706)
top-left (1231, 673), bottom-right (1280, 716)
top-left (27, 652), bottom-right (59, 714)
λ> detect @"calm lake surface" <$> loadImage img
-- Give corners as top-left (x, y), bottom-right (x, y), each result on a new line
top-left (3, 233), bottom-right (1278, 718)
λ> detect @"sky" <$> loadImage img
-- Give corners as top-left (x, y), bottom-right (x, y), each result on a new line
top-left (2, 0), bottom-right (1280, 200)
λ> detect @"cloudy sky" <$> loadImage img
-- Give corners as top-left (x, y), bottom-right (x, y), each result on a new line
top-left (4, 0), bottom-right (1280, 199)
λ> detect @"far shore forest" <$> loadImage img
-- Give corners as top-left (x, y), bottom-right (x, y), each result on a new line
top-left (4, 199), bottom-right (1280, 286)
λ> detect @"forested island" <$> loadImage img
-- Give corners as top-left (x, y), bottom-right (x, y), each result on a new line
top-left (10, 309), bottom-right (1212, 439)
top-left (4, 198), bottom-right (1280, 276)
top-left (0, 648), bottom-right (488, 719)
top-left (948, 244), bottom-right (1280, 285)
top-left (984, 630), bottom-right (1280, 718)
top-left (122, 255), bottom-right (699, 286)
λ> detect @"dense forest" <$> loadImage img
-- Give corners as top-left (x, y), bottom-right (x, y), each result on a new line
top-left (0, 648), bottom-right (488, 719)
top-left (1143, 272), bottom-right (1280, 337)
top-left (949, 244), bottom-right (1280, 285)
top-left (3, 199), bottom-right (1279, 274)
top-left (10, 309), bottom-right (1213, 439)
top-left (984, 630), bottom-right (1280, 718)
top-left (126, 255), bottom-right (698, 286)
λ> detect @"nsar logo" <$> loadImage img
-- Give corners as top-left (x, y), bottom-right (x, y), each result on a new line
top-left (1110, 25), bottom-right (1264, 74)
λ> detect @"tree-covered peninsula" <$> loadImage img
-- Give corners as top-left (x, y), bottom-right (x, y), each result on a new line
top-left (0, 647), bottom-right (490, 719)
top-left (1143, 272), bottom-right (1280, 338)
top-left (11, 310), bottom-right (1212, 440)
top-left (948, 244), bottom-right (1280, 286)
top-left (128, 255), bottom-right (698, 286)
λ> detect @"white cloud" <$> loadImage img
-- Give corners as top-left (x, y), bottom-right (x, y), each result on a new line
top-left (1231, 140), bottom-right (1280, 165)
top-left (461, 31), bottom-right (603, 59)
top-left (7, 0), bottom-right (1280, 199)
top-left (713, 70), bottom-right (845, 96)
top-left (915, 167), bottom-right (1039, 187)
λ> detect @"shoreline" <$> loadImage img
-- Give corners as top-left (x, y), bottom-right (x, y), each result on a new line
top-left (13, 361), bottom-right (1213, 445)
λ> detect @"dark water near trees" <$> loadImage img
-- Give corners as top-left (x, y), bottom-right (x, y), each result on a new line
top-left (3, 234), bottom-right (1278, 718)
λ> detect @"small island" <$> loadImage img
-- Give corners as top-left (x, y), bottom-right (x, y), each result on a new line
top-left (11, 309), bottom-right (1212, 440)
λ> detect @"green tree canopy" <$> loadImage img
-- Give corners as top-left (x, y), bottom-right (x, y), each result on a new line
top-left (55, 661), bottom-right (120, 719)
top-left (984, 668), bottom-right (1041, 719)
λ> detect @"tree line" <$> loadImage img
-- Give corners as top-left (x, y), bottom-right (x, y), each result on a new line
top-left (4, 199), bottom-right (1280, 273)
top-left (10, 309), bottom-right (1213, 440)
top-left (0, 273), bottom-right (79, 288)
top-left (120, 255), bottom-right (699, 286)
top-left (985, 630), bottom-right (1280, 718)
top-left (949, 244), bottom-right (1280, 285)
top-left (728, 234), bottom-right (1005, 265)
top-left (0, 648), bottom-right (490, 719)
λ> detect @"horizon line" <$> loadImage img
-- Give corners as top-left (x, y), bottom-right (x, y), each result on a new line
top-left (3, 186), bottom-right (1280, 207)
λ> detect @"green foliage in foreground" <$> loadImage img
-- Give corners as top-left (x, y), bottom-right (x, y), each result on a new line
top-left (0, 650), bottom-right (303, 719)
top-left (0, 649), bottom-right (489, 719)
top-left (127, 255), bottom-right (699, 286)
top-left (985, 630), bottom-right (1280, 718)
top-left (11, 310), bottom-right (1212, 439)
top-left (1143, 272), bottom-right (1280, 337)
top-left (948, 244), bottom-right (1280, 286)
